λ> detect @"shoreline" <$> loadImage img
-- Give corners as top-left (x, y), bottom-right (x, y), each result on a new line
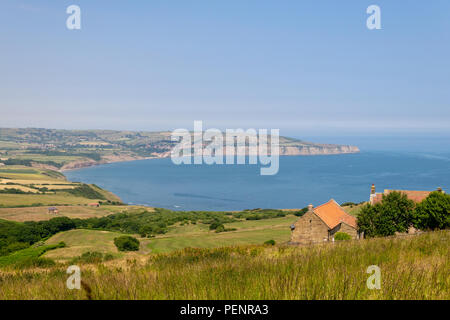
top-left (59, 148), bottom-right (360, 173)
top-left (59, 155), bottom-right (165, 173)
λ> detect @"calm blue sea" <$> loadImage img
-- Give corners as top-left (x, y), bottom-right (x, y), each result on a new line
top-left (65, 152), bottom-right (450, 211)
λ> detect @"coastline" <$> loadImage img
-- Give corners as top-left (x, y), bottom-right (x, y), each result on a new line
top-left (59, 146), bottom-right (360, 173)
top-left (59, 155), bottom-right (166, 172)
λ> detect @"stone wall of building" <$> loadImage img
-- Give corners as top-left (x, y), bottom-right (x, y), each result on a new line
top-left (290, 210), bottom-right (330, 245)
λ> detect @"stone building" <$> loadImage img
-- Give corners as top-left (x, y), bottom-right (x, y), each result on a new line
top-left (48, 207), bottom-right (59, 214)
top-left (290, 199), bottom-right (359, 245)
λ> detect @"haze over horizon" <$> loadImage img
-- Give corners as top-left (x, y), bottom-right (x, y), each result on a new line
top-left (1, 1), bottom-right (449, 137)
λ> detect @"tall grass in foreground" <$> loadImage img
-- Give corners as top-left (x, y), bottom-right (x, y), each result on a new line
top-left (0, 230), bottom-right (448, 300)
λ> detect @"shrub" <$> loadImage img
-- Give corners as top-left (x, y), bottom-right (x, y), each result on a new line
top-left (57, 241), bottom-right (66, 248)
top-left (334, 232), bottom-right (351, 241)
top-left (103, 253), bottom-right (114, 261)
top-left (413, 191), bottom-right (450, 230)
top-left (341, 202), bottom-right (357, 207)
top-left (245, 215), bottom-right (262, 220)
top-left (0, 188), bottom-right (32, 194)
top-left (209, 222), bottom-right (224, 230)
top-left (69, 251), bottom-right (116, 264)
top-left (70, 251), bottom-right (105, 264)
top-left (215, 225), bottom-right (225, 233)
top-left (294, 207), bottom-right (308, 217)
top-left (264, 239), bottom-right (276, 246)
top-left (114, 236), bottom-right (140, 252)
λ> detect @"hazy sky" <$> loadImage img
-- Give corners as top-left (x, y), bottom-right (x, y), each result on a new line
top-left (1, 0), bottom-right (449, 136)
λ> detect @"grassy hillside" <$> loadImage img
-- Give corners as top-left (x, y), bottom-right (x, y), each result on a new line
top-left (44, 229), bottom-right (142, 262)
top-left (148, 215), bottom-right (298, 253)
top-left (0, 230), bottom-right (447, 300)
top-left (342, 202), bottom-right (367, 216)
top-left (40, 214), bottom-right (298, 260)
top-left (0, 205), bottom-right (297, 266)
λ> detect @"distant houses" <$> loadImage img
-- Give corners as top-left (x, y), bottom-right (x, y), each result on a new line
top-left (369, 184), bottom-right (445, 205)
top-left (48, 207), bottom-right (59, 214)
top-left (290, 199), bottom-right (361, 245)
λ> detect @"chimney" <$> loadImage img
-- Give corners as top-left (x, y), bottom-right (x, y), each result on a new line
top-left (371, 184), bottom-right (376, 195)
top-left (308, 204), bottom-right (313, 212)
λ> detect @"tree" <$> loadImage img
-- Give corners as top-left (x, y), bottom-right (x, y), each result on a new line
top-left (357, 203), bottom-right (381, 237)
top-left (357, 191), bottom-right (415, 237)
top-left (381, 191), bottom-right (415, 233)
top-left (114, 236), bottom-right (140, 252)
top-left (413, 191), bottom-right (450, 230)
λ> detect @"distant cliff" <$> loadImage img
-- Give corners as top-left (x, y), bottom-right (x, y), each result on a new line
top-left (279, 144), bottom-right (360, 156)
top-left (0, 128), bottom-right (359, 171)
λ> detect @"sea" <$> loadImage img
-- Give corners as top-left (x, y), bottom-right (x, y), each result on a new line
top-left (65, 149), bottom-right (450, 211)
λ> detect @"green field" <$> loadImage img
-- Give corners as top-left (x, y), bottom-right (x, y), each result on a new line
top-left (147, 227), bottom-right (292, 253)
top-left (0, 194), bottom-right (102, 207)
top-left (0, 166), bottom-right (66, 180)
top-left (44, 229), bottom-right (136, 261)
top-left (12, 154), bottom-right (84, 165)
top-left (148, 215), bottom-right (298, 253)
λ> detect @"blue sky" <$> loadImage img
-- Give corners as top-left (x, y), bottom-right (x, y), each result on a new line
top-left (1, 0), bottom-right (449, 137)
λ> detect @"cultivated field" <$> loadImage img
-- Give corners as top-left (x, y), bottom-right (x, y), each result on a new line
top-left (0, 194), bottom-right (102, 207)
top-left (0, 166), bottom-right (121, 209)
top-left (0, 166), bottom-right (65, 181)
top-left (0, 205), bottom-right (138, 222)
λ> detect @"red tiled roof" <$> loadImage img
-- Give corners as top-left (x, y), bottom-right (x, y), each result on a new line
top-left (313, 199), bottom-right (357, 230)
top-left (384, 190), bottom-right (431, 203)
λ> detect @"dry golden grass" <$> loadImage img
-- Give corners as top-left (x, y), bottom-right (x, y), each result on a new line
top-left (0, 179), bottom-right (72, 185)
top-left (0, 230), bottom-right (448, 300)
top-left (0, 205), bottom-right (116, 222)
top-left (0, 204), bottom-right (153, 222)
